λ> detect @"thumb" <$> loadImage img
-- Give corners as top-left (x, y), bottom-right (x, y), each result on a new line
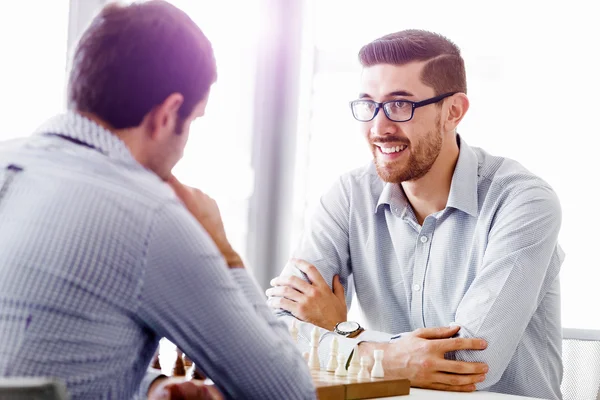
top-left (413, 326), bottom-right (460, 339)
top-left (332, 275), bottom-right (345, 302)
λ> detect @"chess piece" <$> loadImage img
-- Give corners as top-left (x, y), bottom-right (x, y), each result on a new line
top-left (150, 350), bottom-right (161, 370)
top-left (334, 353), bottom-right (347, 377)
top-left (347, 347), bottom-right (360, 377)
top-left (190, 363), bottom-right (207, 380)
top-left (326, 337), bottom-right (339, 372)
top-left (289, 319), bottom-right (298, 343)
top-left (302, 351), bottom-right (310, 362)
top-left (172, 349), bottom-right (186, 376)
top-left (182, 353), bottom-right (193, 368)
top-left (371, 349), bottom-right (384, 378)
top-left (358, 356), bottom-right (370, 379)
top-left (308, 326), bottom-right (320, 370)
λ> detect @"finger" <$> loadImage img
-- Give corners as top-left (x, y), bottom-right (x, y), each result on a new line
top-left (270, 275), bottom-right (313, 294)
top-left (332, 275), bottom-right (345, 302)
top-left (412, 326), bottom-right (460, 339)
top-left (205, 385), bottom-right (224, 400)
top-left (291, 259), bottom-right (329, 289)
top-left (418, 382), bottom-right (477, 392)
top-left (438, 337), bottom-right (488, 352)
top-left (267, 296), bottom-right (299, 315)
top-left (431, 371), bottom-right (486, 387)
top-left (265, 286), bottom-right (304, 302)
top-left (168, 381), bottom-right (211, 400)
top-left (437, 359), bottom-right (489, 375)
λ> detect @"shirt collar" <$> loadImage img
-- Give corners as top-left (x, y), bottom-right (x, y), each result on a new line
top-left (374, 134), bottom-right (479, 217)
top-left (446, 135), bottom-right (479, 217)
top-left (33, 112), bottom-right (137, 165)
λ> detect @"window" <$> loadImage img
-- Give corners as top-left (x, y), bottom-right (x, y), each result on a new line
top-left (293, 0), bottom-right (600, 328)
top-left (0, 1), bottom-right (70, 139)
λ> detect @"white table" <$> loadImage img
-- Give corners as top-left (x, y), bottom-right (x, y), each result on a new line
top-left (381, 388), bottom-right (541, 399)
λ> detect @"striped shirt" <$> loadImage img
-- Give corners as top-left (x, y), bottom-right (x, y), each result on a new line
top-left (277, 135), bottom-right (564, 400)
top-left (0, 112), bottom-right (316, 400)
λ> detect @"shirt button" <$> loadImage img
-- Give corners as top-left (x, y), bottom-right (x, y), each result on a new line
top-left (413, 284), bottom-right (421, 292)
top-left (420, 236), bottom-right (428, 243)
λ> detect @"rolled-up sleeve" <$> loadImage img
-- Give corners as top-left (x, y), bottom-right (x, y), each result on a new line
top-left (448, 184), bottom-right (564, 388)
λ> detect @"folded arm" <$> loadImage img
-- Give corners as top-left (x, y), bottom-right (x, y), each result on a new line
top-left (448, 185), bottom-right (563, 388)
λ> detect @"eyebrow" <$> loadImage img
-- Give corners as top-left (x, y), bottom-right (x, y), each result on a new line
top-left (358, 90), bottom-right (415, 99)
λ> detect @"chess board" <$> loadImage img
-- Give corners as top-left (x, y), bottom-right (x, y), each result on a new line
top-left (312, 369), bottom-right (410, 400)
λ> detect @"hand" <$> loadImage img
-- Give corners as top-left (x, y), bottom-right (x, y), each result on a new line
top-left (148, 377), bottom-right (223, 400)
top-left (266, 259), bottom-right (347, 331)
top-left (168, 175), bottom-right (243, 268)
top-left (358, 326), bottom-right (488, 392)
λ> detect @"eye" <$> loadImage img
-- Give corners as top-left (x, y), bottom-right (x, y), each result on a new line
top-left (390, 101), bottom-right (409, 110)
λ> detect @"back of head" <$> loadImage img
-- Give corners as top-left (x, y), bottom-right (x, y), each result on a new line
top-left (68, 0), bottom-right (216, 129)
top-left (358, 29), bottom-right (466, 95)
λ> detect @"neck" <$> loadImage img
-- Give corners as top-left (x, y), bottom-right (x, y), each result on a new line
top-left (401, 135), bottom-right (459, 225)
top-left (76, 110), bottom-right (147, 166)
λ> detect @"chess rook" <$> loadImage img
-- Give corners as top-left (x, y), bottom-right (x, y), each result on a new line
top-left (371, 349), bottom-right (384, 378)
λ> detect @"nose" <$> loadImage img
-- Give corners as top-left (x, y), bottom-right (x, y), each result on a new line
top-left (369, 107), bottom-right (398, 137)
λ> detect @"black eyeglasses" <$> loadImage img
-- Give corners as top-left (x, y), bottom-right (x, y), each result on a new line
top-left (349, 92), bottom-right (457, 122)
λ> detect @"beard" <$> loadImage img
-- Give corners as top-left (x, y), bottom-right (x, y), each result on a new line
top-left (372, 116), bottom-right (443, 183)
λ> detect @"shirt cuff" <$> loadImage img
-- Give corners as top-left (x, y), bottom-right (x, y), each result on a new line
top-left (138, 369), bottom-right (166, 399)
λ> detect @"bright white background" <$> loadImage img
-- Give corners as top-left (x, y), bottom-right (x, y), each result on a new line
top-left (0, 0), bottom-right (598, 334)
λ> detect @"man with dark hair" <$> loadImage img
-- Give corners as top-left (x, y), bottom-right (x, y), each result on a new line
top-left (268, 29), bottom-right (564, 399)
top-left (0, 1), bottom-right (314, 399)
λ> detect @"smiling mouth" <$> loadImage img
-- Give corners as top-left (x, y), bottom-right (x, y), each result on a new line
top-left (377, 144), bottom-right (408, 154)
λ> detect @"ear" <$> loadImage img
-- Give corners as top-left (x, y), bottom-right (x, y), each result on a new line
top-left (443, 93), bottom-right (469, 133)
top-left (148, 93), bottom-right (184, 138)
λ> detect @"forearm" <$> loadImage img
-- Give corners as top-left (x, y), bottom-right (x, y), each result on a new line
top-left (279, 315), bottom-right (396, 369)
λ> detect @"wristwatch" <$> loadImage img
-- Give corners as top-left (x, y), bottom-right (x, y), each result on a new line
top-left (334, 321), bottom-right (364, 338)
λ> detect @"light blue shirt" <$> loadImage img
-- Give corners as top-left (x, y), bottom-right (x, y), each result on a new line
top-left (0, 113), bottom-right (316, 400)
top-left (278, 135), bottom-right (564, 399)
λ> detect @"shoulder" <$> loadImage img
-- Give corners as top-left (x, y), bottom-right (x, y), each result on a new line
top-left (331, 162), bottom-right (384, 199)
top-left (473, 146), bottom-right (561, 217)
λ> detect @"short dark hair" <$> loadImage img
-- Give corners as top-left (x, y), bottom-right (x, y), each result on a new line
top-left (359, 29), bottom-right (467, 95)
top-left (68, 0), bottom-right (216, 129)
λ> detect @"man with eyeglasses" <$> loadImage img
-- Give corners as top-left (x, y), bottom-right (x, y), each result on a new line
top-left (268, 29), bottom-right (564, 399)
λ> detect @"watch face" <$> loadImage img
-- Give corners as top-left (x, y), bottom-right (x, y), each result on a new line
top-left (338, 321), bottom-right (360, 332)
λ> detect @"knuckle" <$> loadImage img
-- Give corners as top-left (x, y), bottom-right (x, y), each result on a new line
top-left (419, 358), bottom-right (432, 370)
top-left (423, 342), bottom-right (435, 353)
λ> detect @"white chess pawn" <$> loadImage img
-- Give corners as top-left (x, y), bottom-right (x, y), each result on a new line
top-left (308, 326), bottom-right (321, 370)
top-left (371, 349), bottom-right (384, 378)
top-left (347, 347), bottom-right (360, 377)
top-left (289, 319), bottom-right (298, 343)
top-left (334, 353), bottom-right (347, 376)
top-left (326, 337), bottom-right (339, 372)
top-left (358, 356), bottom-right (370, 380)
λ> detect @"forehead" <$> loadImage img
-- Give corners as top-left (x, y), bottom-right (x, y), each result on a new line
top-left (359, 62), bottom-right (434, 98)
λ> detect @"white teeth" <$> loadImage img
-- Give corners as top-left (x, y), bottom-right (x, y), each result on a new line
top-left (379, 145), bottom-right (407, 154)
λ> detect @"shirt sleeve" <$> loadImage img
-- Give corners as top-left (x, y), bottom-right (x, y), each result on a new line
top-left (447, 184), bottom-right (564, 389)
top-left (135, 200), bottom-right (316, 400)
top-left (273, 176), bottom-right (354, 316)
top-left (279, 315), bottom-right (396, 369)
